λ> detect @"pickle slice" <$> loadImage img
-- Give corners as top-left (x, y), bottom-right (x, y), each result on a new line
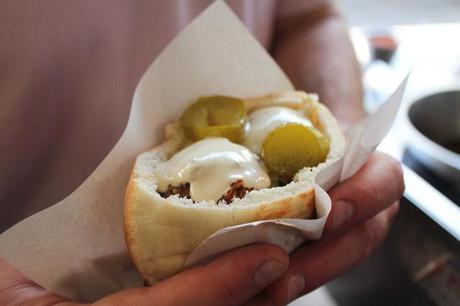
top-left (180, 96), bottom-right (246, 143)
top-left (310, 126), bottom-right (330, 161)
top-left (261, 123), bottom-right (329, 179)
top-left (194, 125), bottom-right (243, 143)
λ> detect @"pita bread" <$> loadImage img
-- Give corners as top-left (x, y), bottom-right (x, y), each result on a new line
top-left (124, 91), bottom-right (345, 284)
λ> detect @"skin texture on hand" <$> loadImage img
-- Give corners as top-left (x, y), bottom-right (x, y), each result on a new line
top-left (254, 152), bottom-right (404, 305)
top-left (0, 153), bottom-right (404, 306)
top-left (0, 244), bottom-right (289, 306)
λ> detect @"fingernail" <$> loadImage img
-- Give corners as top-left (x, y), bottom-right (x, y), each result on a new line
top-left (254, 260), bottom-right (286, 287)
top-left (333, 201), bottom-right (354, 229)
top-left (287, 275), bottom-right (305, 302)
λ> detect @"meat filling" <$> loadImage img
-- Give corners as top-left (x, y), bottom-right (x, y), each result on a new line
top-left (159, 180), bottom-right (253, 204)
top-left (159, 183), bottom-right (191, 199)
top-left (220, 180), bottom-right (253, 204)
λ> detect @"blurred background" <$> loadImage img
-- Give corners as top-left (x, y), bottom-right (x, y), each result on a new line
top-left (341, 0), bottom-right (460, 25)
top-left (293, 0), bottom-right (460, 305)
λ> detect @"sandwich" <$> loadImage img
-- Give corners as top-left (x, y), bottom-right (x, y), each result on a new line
top-left (124, 91), bottom-right (346, 284)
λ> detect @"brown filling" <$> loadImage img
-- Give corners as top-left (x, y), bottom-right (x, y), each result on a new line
top-left (159, 183), bottom-right (191, 199)
top-left (220, 180), bottom-right (254, 204)
top-left (159, 180), bottom-right (253, 204)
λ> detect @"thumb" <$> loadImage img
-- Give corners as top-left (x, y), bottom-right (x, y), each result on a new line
top-left (326, 152), bottom-right (404, 232)
top-left (96, 244), bottom-right (289, 306)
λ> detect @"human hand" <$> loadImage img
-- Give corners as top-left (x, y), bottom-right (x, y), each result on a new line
top-left (0, 243), bottom-right (289, 306)
top-left (248, 152), bottom-right (404, 305)
top-left (0, 152), bottom-right (403, 306)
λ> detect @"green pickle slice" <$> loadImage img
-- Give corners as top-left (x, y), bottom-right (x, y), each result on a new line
top-left (261, 123), bottom-right (330, 179)
top-left (180, 96), bottom-right (246, 143)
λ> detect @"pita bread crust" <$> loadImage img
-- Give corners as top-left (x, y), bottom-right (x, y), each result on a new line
top-left (124, 91), bottom-right (345, 284)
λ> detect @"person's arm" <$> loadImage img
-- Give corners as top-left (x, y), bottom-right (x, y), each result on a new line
top-left (273, 0), bottom-right (364, 127)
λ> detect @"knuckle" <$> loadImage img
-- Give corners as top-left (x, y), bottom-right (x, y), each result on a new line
top-left (386, 155), bottom-right (403, 179)
top-left (212, 282), bottom-right (240, 306)
top-left (357, 219), bottom-right (387, 258)
top-left (381, 153), bottom-right (403, 178)
top-left (384, 155), bottom-right (405, 196)
top-left (353, 177), bottom-right (383, 209)
top-left (371, 153), bottom-right (405, 204)
top-left (360, 222), bottom-right (377, 257)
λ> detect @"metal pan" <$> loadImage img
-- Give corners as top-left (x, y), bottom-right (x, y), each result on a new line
top-left (406, 90), bottom-right (460, 186)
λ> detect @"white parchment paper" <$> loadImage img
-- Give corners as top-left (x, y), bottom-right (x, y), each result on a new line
top-left (185, 76), bottom-right (408, 268)
top-left (0, 1), bottom-right (407, 302)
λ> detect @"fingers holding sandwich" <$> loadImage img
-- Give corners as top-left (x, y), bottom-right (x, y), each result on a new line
top-left (243, 152), bottom-right (404, 305)
top-left (252, 205), bottom-right (398, 305)
top-left (0, 245), bottom-right (288, 306)
top-left (326, 152), bottom-right (404, 232)
top-left (96, 244), bottom-right (289, 306)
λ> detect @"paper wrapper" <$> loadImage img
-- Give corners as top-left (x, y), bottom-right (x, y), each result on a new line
top-left (0, 1), bottom-right (408, 302)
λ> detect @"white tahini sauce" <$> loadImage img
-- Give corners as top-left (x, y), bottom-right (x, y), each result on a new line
top-left (155, 137), bottom-right (270, 202)
top-left (243, 106), bottom-right (313, 154)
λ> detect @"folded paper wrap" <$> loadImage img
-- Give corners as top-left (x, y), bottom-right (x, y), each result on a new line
top-left (0, 1), bottom-right (407, 302)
